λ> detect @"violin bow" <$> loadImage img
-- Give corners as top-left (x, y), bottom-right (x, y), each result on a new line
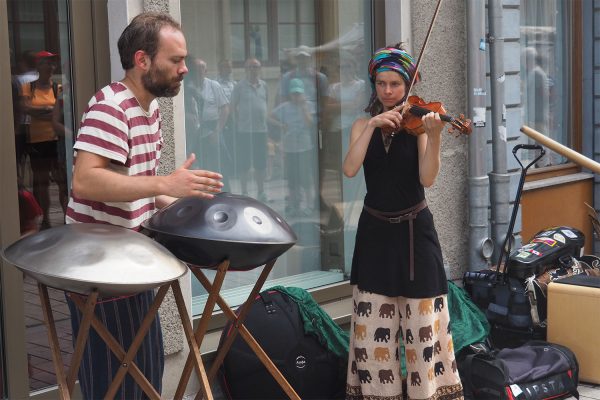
top-left (404, 0), bottom-right (444, 100)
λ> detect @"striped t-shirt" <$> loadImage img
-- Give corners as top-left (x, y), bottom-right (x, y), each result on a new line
top-left (66, 82), bottom-right (163, 230)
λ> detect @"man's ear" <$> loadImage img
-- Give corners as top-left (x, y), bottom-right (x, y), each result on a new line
top-left (133, 50), bottom-right (150, 71)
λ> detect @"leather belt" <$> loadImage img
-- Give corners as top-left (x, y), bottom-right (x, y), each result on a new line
top-left (363, 199), bottom-right (428, 281)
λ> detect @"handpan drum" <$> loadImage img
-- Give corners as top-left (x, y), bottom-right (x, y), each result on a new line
top-left (142, 193), bottom-right (297, 270)
top-left (1, 223), bottom-right (187, 297)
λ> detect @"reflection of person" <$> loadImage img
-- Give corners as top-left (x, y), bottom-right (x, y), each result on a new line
top-left (217, 59), bottom-right (236, 182)
top-left (523, 46), bottom-right (552, 166)
top-left (18, 185), bottom-right (43, 236)
top-left (523, 46), bottom-right (549, 135)
top-left (270, 78), bottom-right (317, 216)
top-left (185, 58), bottom-right (230, 181)
top-left (328, 60), bottom-right (367, 138)
top-left (328, 60), bottom-right (368, 270)
top-left (277, 45), bottom-right (329, 110)
top-left (249, 25), bottom-right (263, 60)
top-left (20, 51), bottom-right (68, 229)
top-left (231, 58), bottom-right (269, 200)
top-left (65, 12), bottom-right (223, 400)
top-left (343, 44), bottom-right (463, 400)
top-left (14, 50), bottom-right (39, 182)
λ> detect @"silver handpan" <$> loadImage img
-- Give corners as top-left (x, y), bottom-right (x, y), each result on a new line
top-left (1, 223), bottom-right (187, 296)
top-left (142, 193), bottom-right (297, 270)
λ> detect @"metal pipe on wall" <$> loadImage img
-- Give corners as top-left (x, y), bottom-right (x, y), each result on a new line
top-left (467, 0), bottom-right (493, 270)
top-left (487, 0), bottom-right (510, 264)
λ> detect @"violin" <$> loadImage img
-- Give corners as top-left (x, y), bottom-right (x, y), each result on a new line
top-left (380, 0), bottom-right (472, 138)
top-left (384, 95), bottom-right (472, 137)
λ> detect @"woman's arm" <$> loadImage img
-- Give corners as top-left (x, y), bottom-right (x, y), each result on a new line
top-left (343, 108), bottom-right (403, 177)
top-left (417, 112), bottom-right (445, 187)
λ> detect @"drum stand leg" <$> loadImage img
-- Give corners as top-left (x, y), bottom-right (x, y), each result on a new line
top-left (171, 279), bottom-right (214, 400)
top-left (174, 260), bottom-right (230, 400)
top-left (191, 259), bottom-right (300, 400)
top-left (58, 280), bottom-right (207, 399)
top-left (39, 283), bottom-right (96, 400)
top-left (70, 286), bottom-right (167, 399)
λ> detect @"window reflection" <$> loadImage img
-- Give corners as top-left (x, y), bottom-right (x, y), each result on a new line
top-left (520, 0), bottom-right (570, 167)
top-left (181, 0), bottom-right (371, 312)
top-left (8, 0), bottom-right (74, 392)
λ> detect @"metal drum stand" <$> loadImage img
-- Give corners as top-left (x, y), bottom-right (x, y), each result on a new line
top-left (2, 224), bottom-right (214, 400)
top-left (141, 194), bottom-right (300, 400)
top-left (173, 259), bottom-right (301, 400)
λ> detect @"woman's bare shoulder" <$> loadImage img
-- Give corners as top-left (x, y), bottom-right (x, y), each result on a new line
top-left (352, 117), bottom-right (370, 130)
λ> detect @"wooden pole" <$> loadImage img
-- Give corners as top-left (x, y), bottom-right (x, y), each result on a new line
top-left (520, 125), bottom-right (600, 174)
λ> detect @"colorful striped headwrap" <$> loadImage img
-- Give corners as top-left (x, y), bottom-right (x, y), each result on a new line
top-left (367, 47), bottom-right (420, 88)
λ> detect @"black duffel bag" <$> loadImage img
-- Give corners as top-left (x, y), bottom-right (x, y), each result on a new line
top-left (460, 340), bottom-right (579, 400)
top-left (218, 288), bottom-right (347, 400)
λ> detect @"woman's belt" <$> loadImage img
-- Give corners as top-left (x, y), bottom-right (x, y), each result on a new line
top-left (363, 199), bottom-right (428, 281)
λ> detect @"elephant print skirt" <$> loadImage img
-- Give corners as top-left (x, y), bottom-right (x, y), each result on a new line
top-left (346, 286), bottom-right (463, 400)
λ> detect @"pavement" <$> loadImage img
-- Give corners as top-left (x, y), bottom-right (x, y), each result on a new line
top-left (21, 181), bottom-right (600, 399)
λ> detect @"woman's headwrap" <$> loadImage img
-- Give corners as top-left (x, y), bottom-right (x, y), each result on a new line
top-left (367, 47), bottom-right (420, 88)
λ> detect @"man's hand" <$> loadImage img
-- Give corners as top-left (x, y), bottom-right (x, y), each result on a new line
top-left (162, 153), bottom-right (223, 198)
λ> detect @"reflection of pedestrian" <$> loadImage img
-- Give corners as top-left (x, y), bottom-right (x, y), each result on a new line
top-left (185, 58), bottom-right (230, 183)
top-left (328, 60), bottom-right (368, 270)
top-left (14, 50), bottom-right (40, 183)
top-left (277, 46), bottom-right (329, 109)
top-left (18, 186), bottom-right (43, 236)
top-left (217, 59), bottom-right (236, 183)
top-left (343, 44), bottom-right (463, 399)
top-left (231, 58), bottom-right (269, 200)
top-left (65, 13), bottom-right (223, 400)
top-left (522, 46), bottom-right (552, 166)
top-left (270, 78), bottom-right (317, 216)
top-left (523, 47), bottom-right (549, 135)
top-left (249, 25), bottom-right (263, 60)
top-left (20, 51), bottom-right (68, 229)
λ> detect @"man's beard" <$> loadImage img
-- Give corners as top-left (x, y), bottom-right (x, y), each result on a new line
top-left (142, 65), bottom-right (182, 98)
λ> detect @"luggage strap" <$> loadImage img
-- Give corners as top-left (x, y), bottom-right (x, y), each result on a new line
top-left (363, 199), bottom-right (428, 281)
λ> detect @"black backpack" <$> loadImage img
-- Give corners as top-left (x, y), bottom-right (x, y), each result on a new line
top-left (459, 340), bottom-right (579, 400)
top-left (218, 289), bottom-right (346, 400)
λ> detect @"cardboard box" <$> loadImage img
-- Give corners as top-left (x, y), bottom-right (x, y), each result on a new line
top-left (548, 275), bottom-right (600, 384)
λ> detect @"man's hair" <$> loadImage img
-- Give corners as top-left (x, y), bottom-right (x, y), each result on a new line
top-left (117, 12), bottom-right (181, 70)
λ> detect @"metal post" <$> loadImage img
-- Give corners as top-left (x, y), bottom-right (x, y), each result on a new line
top-left (487, 0), bottom-right (510, 264)
top-left (467, 0), bottom-right (493, 270)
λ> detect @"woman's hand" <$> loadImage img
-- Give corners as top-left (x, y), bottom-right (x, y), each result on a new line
top-left (367, 107), bottom-right (403, 131)
top-left (421, 112), bottom-right (445, 140)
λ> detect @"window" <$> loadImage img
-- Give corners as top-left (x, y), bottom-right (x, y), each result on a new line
top-left (180, 0), bottom-right (372, 314)
top-left (520, 0), bottom-right (575, 167)
top-left (228, 0), bottom-right (317, 66)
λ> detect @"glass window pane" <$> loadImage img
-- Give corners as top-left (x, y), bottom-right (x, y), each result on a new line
top-left (278, 25), bottom-right (296, 56)
top-left (17, 0), bottom-right (44, 22)
top-left (520, 0), bottom-right (570, 167)
top-left (19, 24), bottom-right (45, 55)
top-left (181, 0), bottom-right (372, 313)
top-left (278, 0), bottom-right (295, 23)
top-left (230, 0), bottom-right (244, 23)
top-left (249, 24), bottom-right (268, 62)
top-left (231, 24), bottom-right (246, 63)
top-left (300, 1), bottom-right (315, 23)
top-left (9, 0), bottom-right (74, 393)
top-left (248, 0), bottom-right (267, 23)
top-left (299, 24), bottom-right (315, 47)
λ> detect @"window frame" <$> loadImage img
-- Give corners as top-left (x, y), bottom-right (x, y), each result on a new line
top-left (522, 0), bottom-right (583, 181)
top-left (225, 0), bottom-right (318, 68)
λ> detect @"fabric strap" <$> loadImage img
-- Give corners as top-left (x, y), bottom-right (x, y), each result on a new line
top-left (363, 199), bottom-right (428, 281)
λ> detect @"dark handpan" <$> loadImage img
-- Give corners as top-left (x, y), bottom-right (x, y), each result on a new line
top-left (1, 223), bottom-right (187, 296)
top-left (142, 193), bottom-right (297, 270)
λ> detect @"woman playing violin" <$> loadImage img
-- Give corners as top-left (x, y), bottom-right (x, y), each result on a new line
top-left (344, 44), bottom-right (464, 400)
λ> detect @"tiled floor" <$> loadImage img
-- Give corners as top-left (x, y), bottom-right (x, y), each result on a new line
top-left (577, 383), bottom-right (600, 400)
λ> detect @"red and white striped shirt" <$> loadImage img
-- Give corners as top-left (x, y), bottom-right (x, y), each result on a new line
top-left (66, 82), bottom-right (163, 230)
